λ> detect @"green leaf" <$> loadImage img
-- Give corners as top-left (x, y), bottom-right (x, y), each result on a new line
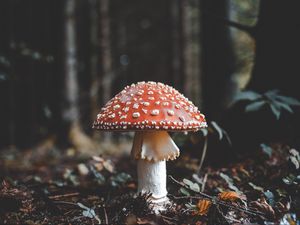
top-left (180, 187), bottom-right (190, 196)
top-left (110, 172), bottom-right (131, 187)
top-left (260, 143), bottom-right (273, 157)
top-left (183, 178), bottom-right (194, 186)
top-left (0, 72), bottom-right (8, 81)
top-left (264, 190), bottom-right (275, 206)
top-left (282, 177), bottom-right (292, 185)
top-left (90, 166), bottom-right (106, 184)
top-left (32, 52), bottom-right (41, 60)
top-left (233, 91), bottom-right (262, 102)
top-left (210, 121), bottom-right (232, 145)
top-left (245, 100), bottom-right (266, 112)
top-left (77, 203), bottom-right (101, 224)
top-left (275, 95), bottom-right (300, 106)
top-left (82, 209), bottom-right (96, 218)
top-left (0, 55), bottom-right (11, 67)
top-left (290, 156), bottom-right (299, 169)
top-left (273, 101), bottom-right (293, 113)
top-left (289, 149), bottom-right (300, 161)
top-left (223, 129), bottom-right (232, 146)
top-left (220, 173), bottom-right (242, 195)
top-left (190, 183), bottom-right (200, 192)
top-left (248, 182), bottom-right (264, 192)
top-left (183, 178), bottom-right (200, 192)
top-left (185, 203), bottom-right (197, 210)
top-left (200, 128), bottom-right (208, 137)
top-left (276, 189), bottom-right (288, 198)
top-left (211, 121), bottom-right (223, 140)
top-left (264, 89), bottom-right (279, 99)
top-left (282, 174), bottom-right (297, 185)
top-left (77, 202), bottom-right (90, 210)
top-left (269, 103), bottom-right (281, 120)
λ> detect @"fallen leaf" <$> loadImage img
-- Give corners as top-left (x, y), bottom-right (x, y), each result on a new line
top-left (92, 155), bottom-right (104, 162)
top-left (196, 199), bottom-right (212, 216)
top-left (248, 182), bottom-right (264, 192)
top-left (218, 191), bottom-right (240, 202)
top-left (250, 198), bottom-right (275, 219)
top-left (77, 202), bottom-right (101, 224)
top-left (77, 163), bottom-right (89, 176)
top-left (220, 172), bottom-right (242, 195)
top-left (103, 160), bottom-right (114, 173)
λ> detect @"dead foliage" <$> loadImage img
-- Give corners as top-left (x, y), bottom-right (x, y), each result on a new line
top-left (0, 143), bottom-right (299, 224)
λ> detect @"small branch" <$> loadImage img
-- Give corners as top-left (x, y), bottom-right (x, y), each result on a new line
top-left (160, 215), bottom-right (178, 223)
top-left (103, 206), bottom-right (108, 224)
top-left (48, 192), bottom-right (79, 200)
top-left (53, 200), bottom-right (78, 206)
top-left (202, 10), bottom-right (256, 37)
top-left (64, 209), bottom-right (76, 216)
top-left (168, 176), bottom-right (265, 217)
top-left (201, 173), bottom-right (208, 192)
top-left (197, 136), bottom-right (208, 174)
top-left (224, 19), bottom-right (256, 36)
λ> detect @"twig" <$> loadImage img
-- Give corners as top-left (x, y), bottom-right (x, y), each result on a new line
top-left (170, 195), bottom-right (202, 200)
top-left (160, 214), bottom-right (178, 222)
top-left (103, 206), bottom-right (108, 224)
top-left (171, 194), bottom-right (264, 217)
top-left (53, 200), bottom-right (78, 206)
top-left (64, 209), bottom-right (76, 216)
top-left (202, 9), bottom-right (256, 37)
top-left (168, 175), bottom-right (265, 217)
top-left (217, 205), bottom-right (241, 223)
top-left (197, 136), bottom-right (208, 174)
top-left (70, 216), bottom-right (84, 222)
top-left (49, 192), bottom-right (79, 199)
top-left (201, 173), bottom-right (208, 192)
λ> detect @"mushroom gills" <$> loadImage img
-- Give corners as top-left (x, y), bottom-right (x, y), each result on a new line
top-left (131, 131), bottom-right (180, 161)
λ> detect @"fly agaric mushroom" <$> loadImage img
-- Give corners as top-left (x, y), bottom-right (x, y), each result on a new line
top-left (93, 81), bottom-right (207, 209)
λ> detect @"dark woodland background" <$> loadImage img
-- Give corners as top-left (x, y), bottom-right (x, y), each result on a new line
top-left (1, 0), bottom-right (300, 155)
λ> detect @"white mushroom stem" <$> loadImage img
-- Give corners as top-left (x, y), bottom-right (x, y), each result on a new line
top-left (137, 159), bottom-right (167, 202)
top-left (131, 131), bottom-right (180, 203)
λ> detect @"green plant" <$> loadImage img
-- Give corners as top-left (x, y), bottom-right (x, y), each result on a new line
top-left (173, 121), bottom-right (232, 173)
top-left (232, 90), bottom-right (300, 119)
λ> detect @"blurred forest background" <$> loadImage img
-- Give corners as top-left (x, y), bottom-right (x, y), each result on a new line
top-left (1, 0), bottom-right (300, 156)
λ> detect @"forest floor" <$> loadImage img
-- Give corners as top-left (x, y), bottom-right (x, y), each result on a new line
top-left (0, 141), bottom-right (299, 225)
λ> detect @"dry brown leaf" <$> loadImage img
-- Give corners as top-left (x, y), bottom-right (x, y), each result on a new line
top-left (103, 160), bottom-right (114, 173)
top-left (196, 199), bottom-right (212, 216)
top-left (250, 198), bottom-right (275, 219)
top-left (218, 191), bottom-right (240, 201)
top-left (93, 162), bottom-right (104, 171)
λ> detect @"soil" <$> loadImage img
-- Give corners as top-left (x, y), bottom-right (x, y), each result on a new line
top-left (0, 142), bottom-right (299, 225)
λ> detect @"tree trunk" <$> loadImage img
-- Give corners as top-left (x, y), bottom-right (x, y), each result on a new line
top-left (170, 0), bottom-right (202, 107)
top-left (247, 0), bottom-right (300, 99)
top-left (89, 0), bottom-right (101, 121)
top-left (63, 0), bottom-right (95, 151)
top-left (245, 0), bottom-right (300, 148)
top-left (181, 0), bottom-right (202, 107)
top-left (63, 0), bottom-right (79, 127)
top-left (99, 0), bottom-right (113, 104)
top-left (99, 0), bottom-right (113, 140)
top-left (200, 0), bottom-right (236, 119)
top-left (170, 0), bottom-right (183, 92)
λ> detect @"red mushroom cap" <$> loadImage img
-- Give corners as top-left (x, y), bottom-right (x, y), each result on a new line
top-left (92, 81), bottom-right (207, 131)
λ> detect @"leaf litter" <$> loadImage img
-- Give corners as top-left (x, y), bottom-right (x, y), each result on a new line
top-left (0, 143), bottom-right (299, 224)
